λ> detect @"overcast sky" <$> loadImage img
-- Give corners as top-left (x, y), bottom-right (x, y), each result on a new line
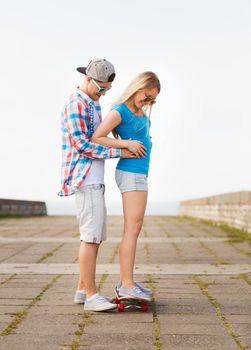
top-left (0, 0), bottom-right (250, 214)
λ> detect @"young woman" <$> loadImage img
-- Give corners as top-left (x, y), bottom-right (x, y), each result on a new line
top-left (92, 71), bottom-right (161, 301)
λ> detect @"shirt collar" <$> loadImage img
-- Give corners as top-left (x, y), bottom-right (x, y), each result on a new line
top-left (76, 87), bottom-right (95, 106)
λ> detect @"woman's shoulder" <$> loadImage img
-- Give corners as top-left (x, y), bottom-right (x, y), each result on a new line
top-left (111, 102), bottom-right (126, 114)
top-left (111, 103), bottom-right (131, 125)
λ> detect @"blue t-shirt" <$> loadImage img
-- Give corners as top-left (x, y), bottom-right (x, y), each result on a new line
top-left (112, 103), bottom-right (151, 175)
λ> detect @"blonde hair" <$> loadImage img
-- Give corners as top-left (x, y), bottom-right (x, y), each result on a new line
top-left (112, 71), bottom-right (161, 138)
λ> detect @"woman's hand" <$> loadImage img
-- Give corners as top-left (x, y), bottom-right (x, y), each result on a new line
top-left (127, 139), bottom-right (146, 158)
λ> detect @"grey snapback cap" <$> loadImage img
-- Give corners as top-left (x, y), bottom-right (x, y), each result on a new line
top-left (77, 58), bottom-right (116, 82)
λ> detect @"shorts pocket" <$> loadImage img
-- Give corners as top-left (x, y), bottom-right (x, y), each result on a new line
top-left (76, 190), bottom-right (93, 219)
top-left (135, 173), bottom-right (147, 184)
top-left (115, 170), bottom-right (122, 187)
top-left (75, 192), bottom-right (85, 217)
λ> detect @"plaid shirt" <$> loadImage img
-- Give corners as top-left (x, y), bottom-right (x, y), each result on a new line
top-left (58, 88), bottom-right (121, 196)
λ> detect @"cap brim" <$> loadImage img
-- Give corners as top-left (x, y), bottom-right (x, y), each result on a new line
top-left (76, 67), bottom-right (87, 74)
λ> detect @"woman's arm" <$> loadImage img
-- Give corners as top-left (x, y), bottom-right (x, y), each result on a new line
top-left (92, 110), bottom-right (146, 157)
top-left (92, 110), bottom-right (126, 148)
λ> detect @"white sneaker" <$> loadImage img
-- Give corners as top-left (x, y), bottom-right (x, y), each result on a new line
top-left (74, 290), bottom-right (112, 304)
top-left (135, 282), bottom-right (152, 295)
top-left (74, 290), bottom-right (86, 304)
top-left (84, 294), bottom-right (117, 312)
top-left (118, 286), bottom-right (151, 301)
top-left (116, 281), bottom-right (152, 295)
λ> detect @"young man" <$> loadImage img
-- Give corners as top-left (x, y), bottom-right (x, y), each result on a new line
top-left (58, 58), bottom-right (144, 311)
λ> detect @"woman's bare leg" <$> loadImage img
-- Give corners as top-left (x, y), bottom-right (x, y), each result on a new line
top-left (119, 191), bottom-right (148, 288)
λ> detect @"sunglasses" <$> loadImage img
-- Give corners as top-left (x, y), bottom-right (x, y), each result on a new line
top-left (92, 78), bottom-right (112, 93)
top-left (142, 94), bottom-right (156, 105)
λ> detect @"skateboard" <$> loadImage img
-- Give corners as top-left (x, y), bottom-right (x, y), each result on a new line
top-left (113, 287), bottom-right (149, 312)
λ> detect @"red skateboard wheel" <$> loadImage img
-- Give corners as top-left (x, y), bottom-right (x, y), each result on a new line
top-left (117, 303), bottom-right (124, 312)
top-left (141, 303), bottom-right (148, 312)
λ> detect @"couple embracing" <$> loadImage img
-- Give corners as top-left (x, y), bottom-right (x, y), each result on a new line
top-left (58, 58), bottom-right (161, 311)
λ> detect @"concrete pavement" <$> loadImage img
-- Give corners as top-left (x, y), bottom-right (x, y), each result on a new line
top-left (0, 216), bottom-right (250, 349)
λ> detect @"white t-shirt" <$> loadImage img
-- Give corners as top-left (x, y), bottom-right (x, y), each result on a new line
top-left (82, 101), bottom-right (105, 186)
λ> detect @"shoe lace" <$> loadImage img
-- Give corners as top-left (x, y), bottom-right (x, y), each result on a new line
top-left (137, 283), bottom-right (150, 291)
top-left (96, 295), bottom-right (109, 302)
top-left (133, 286), bottom-right (144, 295)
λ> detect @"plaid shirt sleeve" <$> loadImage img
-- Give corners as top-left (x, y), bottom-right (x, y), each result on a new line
top-left (66, 100), bottom-right (121, 159)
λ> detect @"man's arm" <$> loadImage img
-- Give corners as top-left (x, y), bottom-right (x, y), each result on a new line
top-left (65, 100), bottom-right (120, 159)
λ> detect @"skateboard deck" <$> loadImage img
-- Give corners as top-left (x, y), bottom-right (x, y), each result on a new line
top-left (113, 287), bottom-right (149, 312)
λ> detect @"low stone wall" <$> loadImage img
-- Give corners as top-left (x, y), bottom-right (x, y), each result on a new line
top-left (0, 199), bottom-right (47, 217)
top-left (179, 191), bottom-right (251, 232)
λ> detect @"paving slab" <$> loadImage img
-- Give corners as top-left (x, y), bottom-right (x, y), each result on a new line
top-left (1, 262), bottom-right (250, 275)
top-left (160, 334), bottom-right (237, 349)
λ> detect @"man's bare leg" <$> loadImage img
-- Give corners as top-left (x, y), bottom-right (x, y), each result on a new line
top-left (77, 241), bottom-right (100, 297)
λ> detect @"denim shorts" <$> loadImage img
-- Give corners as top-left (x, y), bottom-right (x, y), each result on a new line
top-left (115, 169), bottom-right (148, 193)
top-left (75, 184), bottom-right (106, 243)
